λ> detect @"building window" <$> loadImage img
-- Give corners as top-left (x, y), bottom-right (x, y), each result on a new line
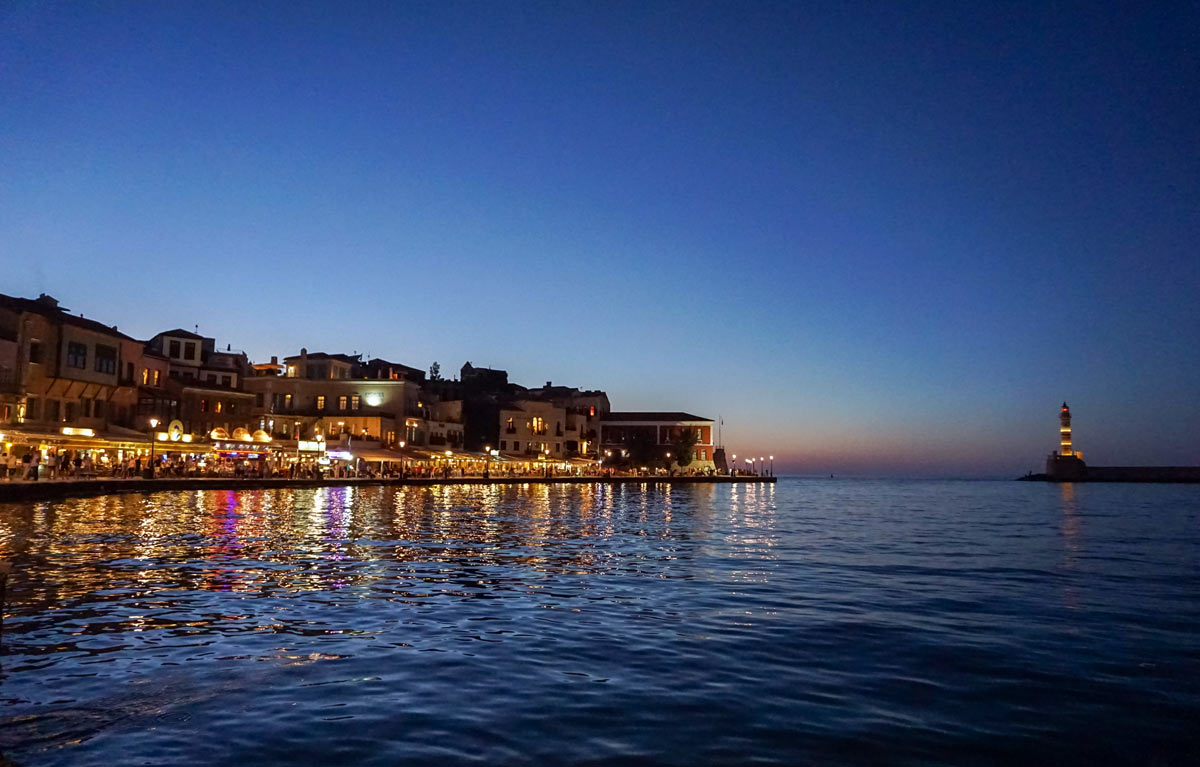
top-left (142, 368), bottom-right (149, 385)
top-left (505, 417), bottom-right (515, 434)
top-left (501, 440), bottom-right (507, 450)
top-left (513, 441), bottom-right (520, 451)
top-left (67, 342), bottom-right (87, 369)
top-left (229, 403), bottom-right (236, 414)
top-left (125, 361), bottom-right (134, 381)
top-left (351, 395), bottom-right (360, 411)
top-left (46, 399), bottom-right (60, 421)
top-left (338, 395), bottom-right (347, 410)
top-left (215, 401), bottom-right (223, 414)
top-left (64, 401), bottom-right (75, 422)
top-left (94, 344), bottom-right (117, 374)
top-left (169, 340), bottom-right (181, 358)
top-left (81, 397), bottom-right (91, 417)
top-left (94, 401), bottom-right (105, 419)
top-left (255, 393), bottom-right (264, 407)
top-left (154, 370), bottom-right (160, 385)
top-left (316, 395), bottom-right (325, 410)
top-left (185, 342), bottom-right (197, 360)
top-left (284, 394), bottom-right (292, 409)
top-left (221, 375), bottom-right (231, 387)
top-left (28, 341), bottom-right (43, 364)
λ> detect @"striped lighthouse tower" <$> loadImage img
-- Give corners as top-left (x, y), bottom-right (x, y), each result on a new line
top-left (1059, 402), bottom-right (1073, 457)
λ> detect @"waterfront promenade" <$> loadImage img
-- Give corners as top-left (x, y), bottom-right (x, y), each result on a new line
top-left (0, 473), bottom-right (775, 503)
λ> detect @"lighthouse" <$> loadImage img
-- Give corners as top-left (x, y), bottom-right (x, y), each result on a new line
top-left (1059, 402), bottom-right (1073, 457)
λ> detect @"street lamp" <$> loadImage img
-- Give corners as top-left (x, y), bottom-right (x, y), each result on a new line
top-left (731, 455), bottom-right (737, 476)
top-left (769, 456), bottom-right (775, 477)
top-left (148, 418), bottom-right (159, 478)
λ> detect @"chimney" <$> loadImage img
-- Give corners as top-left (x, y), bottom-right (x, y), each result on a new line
top-left (270, 356), bottom-right (278, 364)
top-left (545, 381), bottom-right (552, 388)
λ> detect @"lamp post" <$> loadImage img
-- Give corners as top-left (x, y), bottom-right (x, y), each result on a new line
top-left (760, 457), bottom-right (765, 477)
top-left (731, 454), bottom-right (737, 476)
top-left (148, 418), bottom-right (159, 478)
top-left (769, 456), bottom-right (774, 477)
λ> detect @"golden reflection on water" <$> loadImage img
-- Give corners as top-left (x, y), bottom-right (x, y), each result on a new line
top-left (0, 484), bottom-right (731, 634)
top-left (1057, 482), bottom-right (1082, 611)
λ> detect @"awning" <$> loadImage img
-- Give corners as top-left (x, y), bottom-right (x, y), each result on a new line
top-left (1, 427), bottom-right (152, 450)
top-left (351, 447), bottom-right (407, 462)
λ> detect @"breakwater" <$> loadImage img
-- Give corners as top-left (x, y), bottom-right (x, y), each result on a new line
top-left (0, 474), bottom-right (774, 503)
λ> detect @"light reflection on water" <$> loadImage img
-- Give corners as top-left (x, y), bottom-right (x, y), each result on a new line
top-left (0, 480), bottom-right (1197, 766)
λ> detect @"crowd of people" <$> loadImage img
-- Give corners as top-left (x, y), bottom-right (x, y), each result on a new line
top-left (4, 449), bottom-right (745, 483)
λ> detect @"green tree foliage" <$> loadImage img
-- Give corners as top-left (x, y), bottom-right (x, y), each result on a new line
top-left (671, 427), bottom-right (698, 467)
top-left (428, 361), bottom-right (442, 381)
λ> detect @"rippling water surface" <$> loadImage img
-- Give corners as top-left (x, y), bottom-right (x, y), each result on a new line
top-left (0, 480), bottom-right (1197, 765)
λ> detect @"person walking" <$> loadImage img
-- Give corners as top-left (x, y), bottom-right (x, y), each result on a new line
top-left (29, 449), bottom-right (42, 481)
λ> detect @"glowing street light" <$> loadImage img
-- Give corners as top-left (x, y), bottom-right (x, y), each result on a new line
top-left (148, 417), bottom-right (159, 478)
top-left (769, 455), bottom-right (775, 477)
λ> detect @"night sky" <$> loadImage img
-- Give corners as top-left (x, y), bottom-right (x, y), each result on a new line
top-left (2, 1), bottom-right (1197, 476)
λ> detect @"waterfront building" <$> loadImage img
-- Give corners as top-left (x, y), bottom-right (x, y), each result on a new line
top-left (245, 349), bottom-right (425, 447)
top-left (0, 293), bottom-right (150, 459)
top-left (140, 328), bottom-right (256, 444)
top-left (599, 412), bottom-right (716, 471)
top-left (428, 399), bottom-right (465, 449)
top-left (520, 382), bottom-right (610, 459)
top-left (498, 399), bottom-right (568, 459)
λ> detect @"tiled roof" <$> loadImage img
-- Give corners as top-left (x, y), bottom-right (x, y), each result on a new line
top-left (285, 351), bottom-right (360, 364)
top-left (603, 412), bottom-right (711, 422)
top-left (154, 328), bottom-right (206, 340)
top-left (0, 293), bottom-right (136, 341)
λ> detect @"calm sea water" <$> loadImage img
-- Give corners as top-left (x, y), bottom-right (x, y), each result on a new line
top-left (0, 480), bottom-right (1197, 766)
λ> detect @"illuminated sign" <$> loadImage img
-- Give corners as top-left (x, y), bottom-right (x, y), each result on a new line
top-left (60, 427), bottom-right (96, 437)
top-left (298, 440), bottom-right (325, 452)
top-left (326, 450), bottom-right (352, 460)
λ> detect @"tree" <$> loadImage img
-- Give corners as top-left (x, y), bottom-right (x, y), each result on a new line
top-left (671, 427), bottom-right (698, 467)
top-left (428, 361), bottom-right (442, 381)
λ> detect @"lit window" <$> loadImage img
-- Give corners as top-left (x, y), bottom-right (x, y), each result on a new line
top-left (284, 394), bottom-right (292, 409)
top-left (351, 395), bottom-right (360, 411)
top-left (142, 368), bottom-right (149, 385)
top-left (316, 395), bottom-right (325, 410)
top-left (215, 401), bottom-right (223, 414)
top-left (338, 396), bottom-right (347, 410)
top-left (154, 370), bottom-right (160, 385)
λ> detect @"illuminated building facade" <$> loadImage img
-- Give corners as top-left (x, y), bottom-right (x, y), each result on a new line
top-left (600, 412), bottom-right (716, 470)
top-left (1059, 402), bottom-right (1073, 457)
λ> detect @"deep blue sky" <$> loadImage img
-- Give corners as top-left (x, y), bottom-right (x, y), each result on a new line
top-left (2, 1), bottom-right (1197, 476)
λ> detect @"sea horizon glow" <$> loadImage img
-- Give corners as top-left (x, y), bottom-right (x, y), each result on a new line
top-left (2, 1), bottom-right (1196, 477)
